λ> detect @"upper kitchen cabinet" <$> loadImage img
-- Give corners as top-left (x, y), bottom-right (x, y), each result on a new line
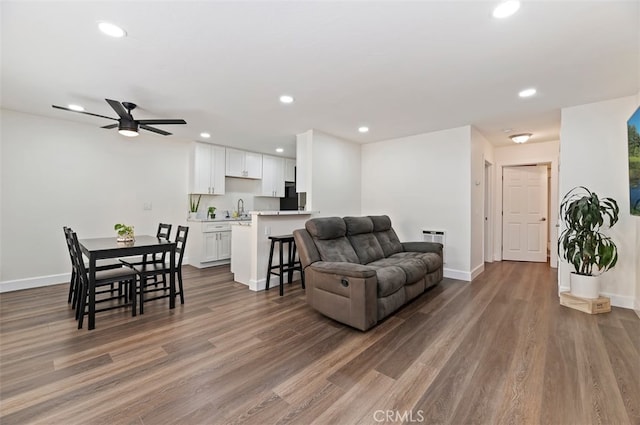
top-left (284, 158), bottom-right (296, 182)
top-left (225, 148), bottom-right (262, 179)
top-left (190, 142), bottom-right (226, 195)
top-left (260, 155), bottom-right (285, 197)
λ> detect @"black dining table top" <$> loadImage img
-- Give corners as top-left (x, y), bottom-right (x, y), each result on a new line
top-left (78, 235), bottom-right (175, 258)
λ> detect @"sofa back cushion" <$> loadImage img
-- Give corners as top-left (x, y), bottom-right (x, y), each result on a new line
top-left (305, 217), bottom-right (359, 263)
top-left (344, 216), bottom-right (385, 264)
top-left (369, 215), bottom-right (403, 257)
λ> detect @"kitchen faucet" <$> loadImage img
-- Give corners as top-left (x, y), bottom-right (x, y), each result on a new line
top-left (237, 198), bottom-right (244, 217)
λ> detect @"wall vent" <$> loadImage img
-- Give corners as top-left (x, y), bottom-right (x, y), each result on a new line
top-left (423, 230), bottom-right (446, 264)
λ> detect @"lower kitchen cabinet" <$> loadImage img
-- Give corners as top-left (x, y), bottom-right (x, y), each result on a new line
top-left (187, 222), bottom-right (232, 268)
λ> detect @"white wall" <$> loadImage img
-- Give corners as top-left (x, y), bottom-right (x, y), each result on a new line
top-left (0, 109), bottom-right (281, 290)
top-left (636, 220), bottom-right (640, 313)
top-left (361, 126), bottom-right (472, 279)
top-left (470, 127), bottom-right (494, 278)
top-left (305, 130), bottom-right (362, 217)
top-left (493, 140), bottom-right (560, 267)
top-left (559, 96), bottom-right (638, 308)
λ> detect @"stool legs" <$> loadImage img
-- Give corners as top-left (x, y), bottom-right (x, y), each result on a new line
top-left (279, 241), bottom-right (284, 296)
top-left (266, 239), bottom-right (275, 291)
top-left (265, 236), bottom-right (304, 296)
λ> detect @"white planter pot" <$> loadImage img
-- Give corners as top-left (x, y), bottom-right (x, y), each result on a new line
top-left (570, 273), bottom-right (600, 299)
top-left (188, 212), bottom-right (198, 220)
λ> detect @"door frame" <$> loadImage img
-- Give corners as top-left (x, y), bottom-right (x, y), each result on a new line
top-left (494, 157), bottom-right (558, 268)
top-left (483, 159), bottom-right (494, 263)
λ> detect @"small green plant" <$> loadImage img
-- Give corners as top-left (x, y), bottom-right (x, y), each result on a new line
top-left (208, 206), bottom-right (216, 218)
top-left (189, 194), bottom-right (201, 213)
top-left (114, 223), bottom-right (135, 240)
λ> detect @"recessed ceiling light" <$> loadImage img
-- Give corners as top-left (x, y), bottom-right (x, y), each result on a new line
top-left (493, 1), bottom-right (520, 19)
top-left (358, 126), bottom-right (369, 133)
top-left (276, 148), bottom-right (284, 153)
top-left (98, 22), bottom-right (127, 38)
top-left (279, 95), bottom-right (294, 104)
top-left (68, 104), bottom-right (84, 112)
top-left (510, 133), bottom-right (532, 144)
top-left (200, 132), bottom-right (211, 139)
top-left (519, 88), bottom-right (537, 98)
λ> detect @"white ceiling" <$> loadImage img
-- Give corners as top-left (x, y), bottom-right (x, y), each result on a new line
top-left (2, 1), bottom-right (638, 157)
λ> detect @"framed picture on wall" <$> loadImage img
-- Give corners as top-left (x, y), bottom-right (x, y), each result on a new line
top-left (629, 105), bottom-right (640, 216)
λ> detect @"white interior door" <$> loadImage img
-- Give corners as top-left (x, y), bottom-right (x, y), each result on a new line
top-left (502, 165), bottom-right (548, 262)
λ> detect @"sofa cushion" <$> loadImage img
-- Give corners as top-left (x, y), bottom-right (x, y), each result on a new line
top-left (344, 217), bottom-right (385, 264)
top-left (306, 217), bottom-right (359, 263)
top-left (369, 215), bottom-right (403, 257)
top-left (377, 288), bottom-right (406, 320)
top-left (306, 217), bottom-right (347, 240)
top-left (369, 257), bottom-right (427, 284)
top-left (391, 252), bottom-right (443, 273)
top-left (374, 266), bottom-right (406, 297)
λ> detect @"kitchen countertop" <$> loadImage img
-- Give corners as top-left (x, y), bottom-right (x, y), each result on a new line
top-left (249, 210), bottom-right (315, 216)
top-left (187, 217), bottom-right (251, 223)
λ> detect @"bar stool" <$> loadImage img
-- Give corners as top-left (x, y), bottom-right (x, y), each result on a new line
top-left (266, 234), bottom-right (305, 296)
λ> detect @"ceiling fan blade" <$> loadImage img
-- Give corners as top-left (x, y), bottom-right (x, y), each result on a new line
top-left (52, 105), bottom-right (118, 121)
top-left (101, 123), bottom-right (119, 129)
top-left (105, 99), bottom-right (130, 119)
top-left (140, 124), bottom-right (171, 136)
top-left (137, 119), bottom-right (187, 125)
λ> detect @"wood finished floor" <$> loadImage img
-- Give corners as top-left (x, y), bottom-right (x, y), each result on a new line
top-left (1, 262), bottom-right (639, 425)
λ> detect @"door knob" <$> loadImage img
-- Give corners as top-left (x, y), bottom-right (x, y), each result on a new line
top-left (540, 217), bottom-right (547, 221)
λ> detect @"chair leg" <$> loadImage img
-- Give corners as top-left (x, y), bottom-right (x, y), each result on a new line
top-left (266, 239), bottom-right (275, 290)
top-left (287, 241), bottom-right (294, 284)
top-left (177, 269), bottom-right (185, 304)
top-left (77, 282), bottom-right (86, 329)
top-left (279, 241), bottom-right (284, 296)
top-left (139, 277), bottom-right (145, 315)
top-left (131, 278), bottom-right (137, 317)
top-left (68, 269), bottom-right (76, 304)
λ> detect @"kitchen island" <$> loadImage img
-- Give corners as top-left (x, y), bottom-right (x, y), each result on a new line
top-left (231, 211), bottom-right (315, 291)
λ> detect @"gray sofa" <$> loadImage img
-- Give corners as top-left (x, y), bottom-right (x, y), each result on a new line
top-left (293, 215), bottom-right (443, 331)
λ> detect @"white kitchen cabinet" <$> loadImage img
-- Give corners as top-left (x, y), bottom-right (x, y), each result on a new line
top-left (190, 143), bottom-right (225, 195)
top-left (260, 155), bottom-right (285, 197)
top-left (187, 222), bottom-right (232, 267)
top-left (284, 158), bottom-right (296, 182)
top-left (225, 148), bottom-right (262, 179)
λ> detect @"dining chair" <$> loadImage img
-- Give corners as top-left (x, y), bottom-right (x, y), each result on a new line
top-left (121, 223), bottom-right (173, 286)
top-left (129, 225), bottom-right (189, 314)
top-left (67, 230), bottom-right (138, 329)
top-left (63, 226), bottom-right (124, 310)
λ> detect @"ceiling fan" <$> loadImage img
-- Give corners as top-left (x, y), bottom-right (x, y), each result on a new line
top-left (52, 99), bottom-right (187, 137)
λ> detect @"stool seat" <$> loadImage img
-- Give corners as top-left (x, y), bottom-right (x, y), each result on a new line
top-left (266, 234), bottom-right (305, 296)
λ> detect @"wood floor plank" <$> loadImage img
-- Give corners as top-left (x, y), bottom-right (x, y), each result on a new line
top-left (1, 262), bottom-right (639, 424)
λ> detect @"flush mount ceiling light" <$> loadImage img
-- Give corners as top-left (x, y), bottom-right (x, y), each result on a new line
top-left (276, 148), bottom-right (284, 153)
top-left (118, 120), bottom-right (139, 137)
top-left (358, 126), bottom-right (369, 133)
top-left (493, 1), bottom-right (520, 18)
top-left (519, 88), bottom-right (537, 98)
top-left (98, 22), bottom-right (127, 38)
top-left (510, 133), bottom-right (532, 144)
top-left (279, 95), bottom-right (294, 104)
top-left (200, 132), bottom-right (211, 139)
top-left (68, 104), bottom-right (85, 112)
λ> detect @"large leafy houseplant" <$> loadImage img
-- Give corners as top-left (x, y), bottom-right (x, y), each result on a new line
top-left (558, 186), bottom-right (619, 277)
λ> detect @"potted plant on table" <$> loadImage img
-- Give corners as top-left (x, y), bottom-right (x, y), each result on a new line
top-left (558, 186), bottom-right (619, 299)
top-left (189, 194), bottom-right (201, 219)
top-left (114, 223), bottom-right (135, 242)
top-left (208, 206), bottom-right (216, 219)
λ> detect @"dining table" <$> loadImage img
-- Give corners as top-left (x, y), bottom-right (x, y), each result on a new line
top-left (78, 235), bottom-right (177, 330)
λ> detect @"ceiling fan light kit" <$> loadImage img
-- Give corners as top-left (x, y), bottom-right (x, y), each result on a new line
top-left (51, 99), bottom-right (186, 137)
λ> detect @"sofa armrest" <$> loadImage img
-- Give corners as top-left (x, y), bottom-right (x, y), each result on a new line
top-left (309, 261), bottom-right (377, 279)
top-left (402, 241), bottom-right (443, 254)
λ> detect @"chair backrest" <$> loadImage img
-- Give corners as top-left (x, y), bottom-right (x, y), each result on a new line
top-left (63, 226), bottom-right (75, 266)
top-left (174, 225), bottom-right (189, 267)
top-left (67, 230), bottom-right (89, 288)
top-left (157, 223), bottom-right (172, 241)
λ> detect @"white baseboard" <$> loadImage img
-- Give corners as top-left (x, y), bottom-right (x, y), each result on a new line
top-left (443, 268), bottom-right (472, 282)
top-left (471, 264), bottom-right (485, 280)
top-left (1, 273), bottom-right (69, 293)
top-left (558, 285), bottom-right (635, 309)
top-left (248, 271), bottom-right (302, 291)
